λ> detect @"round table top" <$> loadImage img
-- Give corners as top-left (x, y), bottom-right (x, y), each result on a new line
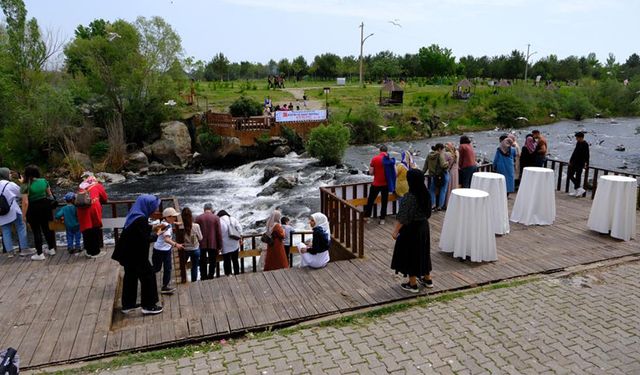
top-left (523, 167), bottom-right (554, 174)
top-left (452, 188), bottom-right (489, 199)
top-left (600, 175), bottom-right (637, 183)
top-left (473, 172), bottom-right (504, 180)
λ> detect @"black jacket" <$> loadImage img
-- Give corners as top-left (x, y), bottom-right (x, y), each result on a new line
top-left (570, 141), bottom-right (590, 166)
top-left (309, 226), bottom-right (330, 255)
top-left (112, 217), bottom-right (153, 267)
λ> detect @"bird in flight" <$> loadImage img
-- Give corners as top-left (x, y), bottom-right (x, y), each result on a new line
top-left (388, 19), bottom-right (402, 27)
top-left (107, 32), bottom-right (121, 42)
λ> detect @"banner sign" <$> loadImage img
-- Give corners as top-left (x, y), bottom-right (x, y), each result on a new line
top-left (275, 110), bottom-right (327, 123)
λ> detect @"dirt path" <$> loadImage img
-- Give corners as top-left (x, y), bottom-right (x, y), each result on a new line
top-left (281, 88), bottom-right (324, 110)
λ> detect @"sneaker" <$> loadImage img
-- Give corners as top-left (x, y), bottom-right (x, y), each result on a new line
top-left (7, 252), bottom-right (14, 258)
top-left (161, 286), bottom-right (176, 294)
top-left (568, 190), bottom-right (577, 196)
top-left (575, 188), bottom-right (586, 197)
top-left (46, 249), bottom-right (56, 256)
top-left (400, 282), bottom-right (419, 293)
top-left (121, 304), bottom-right (141, 314)
top-left (31, 253), bottom-right (46, 261)
top-left (141, 305), bottom-right (164, 315)
top-left (379, 219), bottom-right (385, 225)
top-left (419, 278), bottom-right (434, 289)
top-left (19, 248), bottom-right (36, 256)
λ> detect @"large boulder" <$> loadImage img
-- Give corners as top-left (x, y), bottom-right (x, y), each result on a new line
top-left (261, 166), bottom-right (282, 183)
top-left (126, 151), bottom-right (149, 172)
top-left (149, 121), bottom-right (192, 168)
top-left (273, 145), bottom-right (291, 157)
top-left (96, 172), bottom-right (126, 184)
top-left (211, 136), bottom-right (241, 158)
top-left (71, 152), bottom-right (93, 171)
top-left (257, 174), bottom-right (298, 196)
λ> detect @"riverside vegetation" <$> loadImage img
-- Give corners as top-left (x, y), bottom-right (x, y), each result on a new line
top-left (1, 0), bottom-right (640, 171)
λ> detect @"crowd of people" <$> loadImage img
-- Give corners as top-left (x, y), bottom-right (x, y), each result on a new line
top-left (262, 95), bottom-right (307, 117)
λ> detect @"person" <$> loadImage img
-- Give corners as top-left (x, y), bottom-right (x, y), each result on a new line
top-left (195, 203), bottom-right (223, 279)
top-left (55, 192), bottom-right (82, 254)
top-left (218, 210), bottom-right (242, 276)
top-left (181, 207), bottom-right (202, 282)
top-left (152, 207), bottom-right (183, 294)
top-left (391, 169), bottom-right (433, 293)
top-left (0, 168), bottom-right (32, 257)
top-left (423, 143), bottom-right (449, 211)
top-left (21, 165), bottom-right (57, 260)
top-left (507, 134), bottom-right (521, 181)
top-left (395, 151), bottom-right (416, 199)
top-left (76, 173), bottom-right (108, 258)
top-left (531, 130), bottom-right (548, 167)
top-left (493, 135), bottom-right (517, 194)
top-left (519, 134), bottom-right (537, 178)
top-left (457, 136), bottom-right (477, 188)
top-left (263, 210), bottom-right (288, 271)
top-left (281, 216), bottom-right (294, 264)
top-left (112, 194), bottom-right (164, 315)
top-left (444, 142), bottom-right (459, 207)
top-left (364, 145), bottom-right (395, 224)
top-left (568, 131), bottom-right (590, 197)
top-left (298, 213), bottom-right (330, 269)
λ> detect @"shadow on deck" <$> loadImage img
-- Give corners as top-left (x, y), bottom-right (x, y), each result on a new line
top-left (1, 192), bottom-right (638, 369)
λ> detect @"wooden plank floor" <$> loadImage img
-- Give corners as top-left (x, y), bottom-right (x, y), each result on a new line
top-left (1, 192), bottom-right (639, 369)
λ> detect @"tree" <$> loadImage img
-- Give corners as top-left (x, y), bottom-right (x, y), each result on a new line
top-left (368, 50), bottom-right (401, 80)
top-left (277, 58), bottom-right (291, 78)
top-left (417, 44), bottom-right (456, 77)
top-left (291, 55), bottom-right (308, 80)
top-left (205, 52), bottom-right (230, 81)
top-left (310, 53), bottom-right (340, 79)
top-left (339, 55), bottom-right (359, 78)
top-left (135, 16), bottom-right (183, 73)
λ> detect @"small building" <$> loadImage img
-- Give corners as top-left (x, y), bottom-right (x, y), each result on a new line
top-left (452, 79), bottom-right (474, 99)
top-left (379, 80), bottom-right (404, 106)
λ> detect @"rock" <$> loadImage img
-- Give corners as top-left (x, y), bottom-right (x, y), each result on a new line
top-left (124, 171), bottom-right (138, 179)
top-left (349, 169), bottom-right (360, 175)
top-left (149, 121), bottom-right (192, 168)
top-left (268, 136), bottom-right (287, 146)
top-left (257, 186), bottom-right (276, 196)
top-left (96, 172), bottom-right (126, 184)
top-left (298, 151), bottom-right (311, 158)
top-left (148, 161), bottom-right (167, 174)
top-left (91, 127), bottom-right (107, 141)
top-left (273, 145), bottom-right (291, 157)
top-left (126, 151), bottom-right (149, 172)
top-left (262, 166), bottom-right (282, 183)
top-left (210, 137), bottom-right (241, 158)
top-left (70, 152), bottom-right (93, 170)
top-left (273, 174), bottom-right (298, 190)
top-left (55, 177), bottom-right (75, 189)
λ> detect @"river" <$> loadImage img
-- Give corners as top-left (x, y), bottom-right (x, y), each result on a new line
top-left (105, 118), bottom-right (640, 232)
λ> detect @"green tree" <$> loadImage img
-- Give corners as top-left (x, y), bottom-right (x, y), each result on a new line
top-left (135, 16), bottom-right (183, 73)
top-left (291, 55), bottom-right (308, 80)
top-left (417, 44), bottom-right (456, 77)
top-left (307, 123), bottom-right (350, 165)
top-left (229, 96), bottom-right (262, 117)
top-left (368, 50), bottom-right (401, 80)
top-left (310, 53), bottom-right (341, 79)
top-left (205, 52), bottom-right (230, 81)
top-left (277, 58), bottom-right (291, 78)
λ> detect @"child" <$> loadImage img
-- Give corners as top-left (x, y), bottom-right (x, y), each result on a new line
top-left (152, 207), bottom-right (183, 294)
top-left (55, 192), bottom-right (81, 254)
top-left (281, 216), bottom-right (294, 266)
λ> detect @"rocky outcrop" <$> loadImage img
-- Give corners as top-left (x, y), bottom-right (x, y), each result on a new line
top-left (211, 137), bottom-right (241, 158)
top-left (261, 166), bottom-right (282, 183)
top-left (70, 152), bottom-right (93, 171)
top-left (126, 151), bottom-right (149, 172)
top-left (148, 161), bottom-right (168, 174)
top-left (257, 174), bottom-right (298, 196)
top-left (149, 121), bottom-right (192, 168)
top-left (273, 145), bottom-right (291, 157)
top-left (96, 172), bottom-right (126, 184)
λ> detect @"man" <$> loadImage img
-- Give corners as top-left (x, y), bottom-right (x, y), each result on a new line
top-left (364, 145), bottom-right (391, 225)
top-left (568, 131), bottom-right (590, 197)
top-left (195, 203), bottom-right (222, 279)
top-left (531, 130), bottom-right (548, 167)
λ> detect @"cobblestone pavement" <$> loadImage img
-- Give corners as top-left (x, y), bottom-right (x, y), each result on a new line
top-left (45, 262), bottom-right (640, 374)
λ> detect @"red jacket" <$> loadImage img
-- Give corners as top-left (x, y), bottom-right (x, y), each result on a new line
top-left (77, 183), bottom-right (108, 232)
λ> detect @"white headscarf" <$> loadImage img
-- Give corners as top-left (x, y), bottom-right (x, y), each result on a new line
top-left (311, 212), bottom-right (330, 236)
top-left (265, 209), bottom-right (282, 235)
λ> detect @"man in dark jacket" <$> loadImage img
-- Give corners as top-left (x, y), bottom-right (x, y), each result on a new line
top-left (195, 203), bottom-right (223, 279)
top-left (568, 131), bottom-right (590, 196)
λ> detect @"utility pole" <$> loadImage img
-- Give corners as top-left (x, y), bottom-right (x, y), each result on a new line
top-left (524, 43), bottom-right (537, 84)
top-left (359, 22), bottom-right (374, 88)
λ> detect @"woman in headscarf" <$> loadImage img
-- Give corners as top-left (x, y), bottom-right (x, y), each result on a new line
top-left (507, 134), bottom-right (521, 181)
top-left (519, 134), bottom-right (536, 179)
top-left (0, 167), bottom-right (31, 257)
top-left (112, 194), bottom-right (163, 315)
top-left (217, 209), bottom-right (243, 276)
top-left (263, 209), bottom-right (288, 271)
top-left (493, 135), bottom-right (517, 193)
top-left (76, 172), bottom-right (108, 258)
top-left (444, 142), bottom-right (459, 207)
top-left (299, 212), bottom-right (331, 269)
top-left (395, 151), bottom-right (415, 199)
top-left (391, 169), bottom-right (433, 293)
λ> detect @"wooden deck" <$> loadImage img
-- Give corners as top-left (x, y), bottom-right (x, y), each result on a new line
top-left (2, 192), bottom-right (639, 369)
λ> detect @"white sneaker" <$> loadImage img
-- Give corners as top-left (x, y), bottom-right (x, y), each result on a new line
top-left (379, 219), bottom-right (386, 225)
top-left (575, 188), bottom-right (586, 197)
top-left (19, 248), bottom-right (36, 256)
top-left (46, 249), bottom-right (56, 256)
top-left (31, 253), bottom-right (46, 261)
top-left (568, 191), bottom-right (577, 196)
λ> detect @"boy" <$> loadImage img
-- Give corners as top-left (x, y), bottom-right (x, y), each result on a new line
top-left (281, 216), bottom-right (294, 265)
top-left (152, 207), bottom-right (183, 294)
top-left (55, 192), bottom-right (81, 254)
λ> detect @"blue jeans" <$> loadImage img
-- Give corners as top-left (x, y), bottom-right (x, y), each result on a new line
top-left (66, 227), bottom-right (82, 250)
top-left (1, 213), bottom-right (29, 253)
top-left (428, 172), bottom-right (450, 209)
top-left (185, 249), bottom-right (200, 282)
top-left (152, 249), bottom-right (173, 288)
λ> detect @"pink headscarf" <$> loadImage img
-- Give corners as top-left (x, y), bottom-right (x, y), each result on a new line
top-left (79, 176), bottom-right (98, 190)
top-left (525, 136), bottom-right (536, 153)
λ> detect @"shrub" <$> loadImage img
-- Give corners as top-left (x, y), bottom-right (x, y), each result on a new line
top-left (489, 94), bottom-right (528, 127)
top-left (229, 96), bottom-right (263, 117)
top-left (281, 126), bottom-right (304, 152)
top-left (197, 127), bottom-right (221, 151)
top-left (307, 123), bottom-right (350, 165)
top-left (560, 91), bottom-right (595, 120)
top-left (89, 141), bottom-right (109, 161)
top-left (348, 103), bottom-right (384, 143)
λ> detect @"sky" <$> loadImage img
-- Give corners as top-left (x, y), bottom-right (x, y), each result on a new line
top-left (20, 0), bottom-right (640, 65)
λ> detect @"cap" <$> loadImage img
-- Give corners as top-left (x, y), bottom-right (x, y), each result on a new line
top-left (162, 207), bottom-right (179, 217)
top-left (63, 192), bottom-right (76, 201)
top-left (575, 131), bottom-right (585, 138)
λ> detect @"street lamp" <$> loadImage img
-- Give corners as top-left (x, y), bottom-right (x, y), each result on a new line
top-left (359, 22), bottom-right (374, 88)
top-left (323, 87), bottom-right (331, 114)
top-left (524, 43), bottom-right (537, 84)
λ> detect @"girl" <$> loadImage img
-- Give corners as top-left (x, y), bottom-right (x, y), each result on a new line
top-left (181, 207), bottom-right (202, 282)
top-left (299, 213), bottom-right (331, 269)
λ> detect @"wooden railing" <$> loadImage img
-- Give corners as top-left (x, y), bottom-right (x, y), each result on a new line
top-left (320, 185), bottom-right (365, 258)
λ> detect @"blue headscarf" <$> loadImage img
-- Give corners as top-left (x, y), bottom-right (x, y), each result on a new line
top-left (123, 194), bottom-right (160, 229)
top-left (400, 150), bottom-right (415, 169)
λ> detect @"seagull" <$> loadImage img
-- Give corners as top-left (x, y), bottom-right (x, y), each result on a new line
top-left (378, 125), bottom-right (394, 131)
top-left (107, 32), bottom-right (121, 42)
top-left (441, 121), bottom-right (449, 128)
top-left (388, 20), bottom-right (402, 27)
top-left (549, 113), bottom-right (556, 118)
top-left (514, 117), bottom-right (529, 122)
top-left (164, 99), bottom-right (177, 106)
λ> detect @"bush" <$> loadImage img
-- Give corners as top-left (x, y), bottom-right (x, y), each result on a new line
top-left (281, 126), bottom-right (304, 152)
top-left (560, 91), bottom-right (595, 120)
top-left (489, 94), bottom-right (528, 127)
top-left (89, 141), bottom-right (109, 160)
top-left (348, 103), bottom-right (384, 143)
top-left (307, 123), bottom-right (350, 165)
top-left (197, 127), bottom-right (221, 151)
top-left (229, 96), bottom-right (263, 117)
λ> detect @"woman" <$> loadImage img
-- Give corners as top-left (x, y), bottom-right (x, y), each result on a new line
top-left (507, 134), bottom-right (521, 181)
top-left (21, 165), bottom-right (57, 261)
top-left (424, 144), bottom-right (449, 211)
top-left (181, 207), bottom-right (202, 282)
top-left (111, 194), bottom-right (163, 315)
top-left (218, 210), bottom-right (242, 276)
top-left (493, 135), bottom-right (517, 193)
top-left (263, 210), bottom-right (288, 271)
top-left (458, 135), bottom-right (477, 188)
top-left (76, 173), bottom-right (108, 258)
top-left (391, 169), bottom-right (433, 293)
top-left (395, 151), bottom-right (415, 199)
top-left (0, 168), bottom-right (31, 257)
top-left (444, 142), bottom-right (459, 207)
top-left (519, 134), bottom-right (536, 178)
top-left (299, 213), bottom-right (331, 269)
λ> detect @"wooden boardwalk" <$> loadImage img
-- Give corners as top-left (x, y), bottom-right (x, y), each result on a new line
top-left (1, 192), bottom-right (639, 369)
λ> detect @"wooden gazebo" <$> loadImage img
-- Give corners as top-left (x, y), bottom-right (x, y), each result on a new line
top-left (379, 80), bottom-right (404, 105)
top-left (452, 78), bottom-right (474, 99)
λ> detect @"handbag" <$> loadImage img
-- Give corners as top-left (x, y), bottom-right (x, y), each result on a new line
top-left (260, 232), bottom-right (273, 245)
top-left (228, 218), bottom-right (242, 240)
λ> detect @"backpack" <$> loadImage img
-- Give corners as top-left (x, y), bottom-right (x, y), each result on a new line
top-left (0, 182), bottom-right (13, 216)
top-left (0, 347), bottom-right (19, 375)
top-left (74, 190), bottom-right (92, 207)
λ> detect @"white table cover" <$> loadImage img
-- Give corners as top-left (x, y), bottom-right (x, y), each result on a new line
top-left (439, 188), bottom-right (497, 262)
top-left (587, 175), bottom-right (637, 241)
top-left (511, 167), bottom-right (556, 225)
top-left (471, 172), bottom-right (510, 235)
